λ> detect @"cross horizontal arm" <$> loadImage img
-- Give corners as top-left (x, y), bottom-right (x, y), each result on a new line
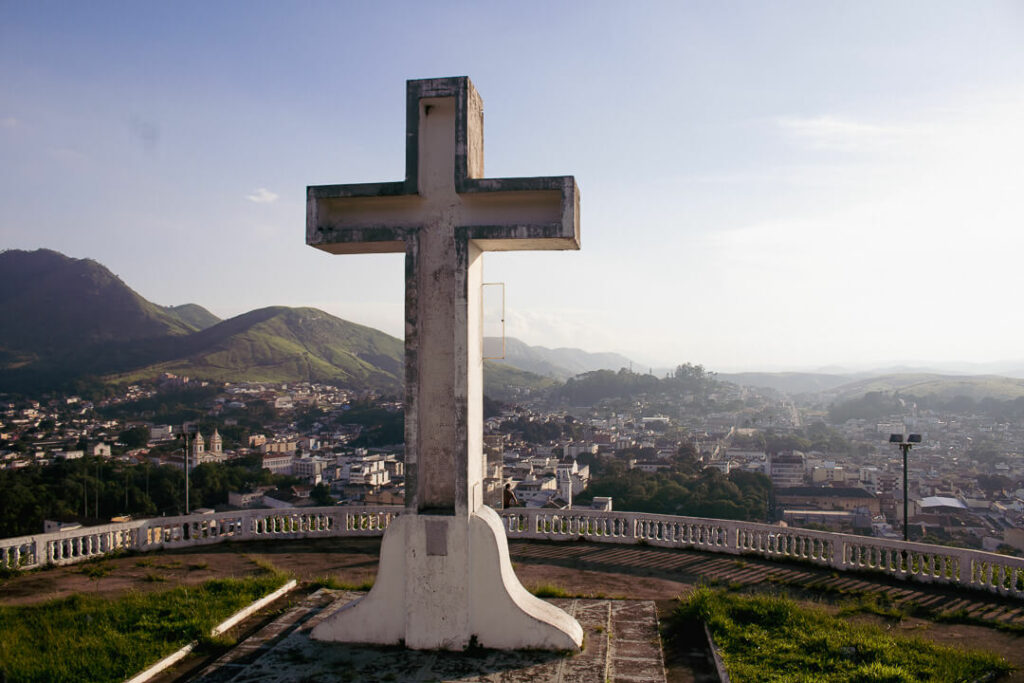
top-left (308, 175), bottom-right (579, 255)
top-left (460, 175), bottom-right (579, 252)
top-left (307, 182), bottom-right (416, 254)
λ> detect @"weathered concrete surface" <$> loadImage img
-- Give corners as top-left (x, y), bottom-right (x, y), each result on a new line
top-left (194, 590), bottom-right (664, 683)
top-left (311, 508), bottom-right (582, 650)
top-left (305, 76), bottom-right (582, 650)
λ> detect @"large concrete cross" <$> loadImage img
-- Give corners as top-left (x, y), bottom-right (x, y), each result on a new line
top-left (307, 77), bottom-right (583, 650)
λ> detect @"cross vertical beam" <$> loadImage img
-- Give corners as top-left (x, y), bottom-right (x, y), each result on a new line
top-left (308, 77), bottom-right (579, 517)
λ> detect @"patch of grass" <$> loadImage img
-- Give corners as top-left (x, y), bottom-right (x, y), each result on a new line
top-left (143, 572), bottom-right (166, 583)
top-left (134, 558), bottom-right (154, 568)
top-left (670, 588), bottom-right (1011, 683)
top-left (154, 559), bottom-right (182, 570)
top-left (309, 576), bottom-right (375, 591)
top-left (0, 566), bottom-right (21, 580)
top-left (79, 562), bottom-right (113, 579)
top-left (768, 572), bottom-right (1024, 634)
top-left (530, 583), bottom-right (571, 598)
top-left (246, 555), bottom-right (285, 576)
top-left (187, 561), bottom-right (209, 571)
top-left (0, 571), bottom-right (289, 683)
top-left (837, 593), bottom-right (907, 622)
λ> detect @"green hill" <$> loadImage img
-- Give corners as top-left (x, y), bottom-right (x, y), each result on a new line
top-left (113, 307), bottom-right (405, 391)
top-left (161, 303), bottom-right (221, 331)
top-left (117, 313), bottom-right (558, 396)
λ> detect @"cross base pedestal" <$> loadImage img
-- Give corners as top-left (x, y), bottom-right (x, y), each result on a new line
top-left (310, 506), bottom-right (584, 651)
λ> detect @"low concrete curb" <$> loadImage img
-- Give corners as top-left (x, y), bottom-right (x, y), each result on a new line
top-left (124, 579), bottom-right (298, 683)
top-left (703, 623), bottom-right (730, 683)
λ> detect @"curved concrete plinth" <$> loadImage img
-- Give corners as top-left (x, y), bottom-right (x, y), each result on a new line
top-left (311, 506), bottom-right (583, 651)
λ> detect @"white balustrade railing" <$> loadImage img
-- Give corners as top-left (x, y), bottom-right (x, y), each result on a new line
top-left (2, 506), bottom-right (1022, 600)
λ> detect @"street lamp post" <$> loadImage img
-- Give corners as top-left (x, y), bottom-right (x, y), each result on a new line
top-left (890, 433), bottom-right (922, 542)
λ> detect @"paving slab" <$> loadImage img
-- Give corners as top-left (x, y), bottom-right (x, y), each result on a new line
top-left (192, 590), bottom-right (665, 683)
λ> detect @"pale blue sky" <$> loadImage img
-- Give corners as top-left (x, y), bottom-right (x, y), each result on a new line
top-left (2, 2), bottom-right (1023, 371)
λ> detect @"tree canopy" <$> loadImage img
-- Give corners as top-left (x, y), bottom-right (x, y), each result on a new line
top-left (577, 452), bottom-right (773, 521)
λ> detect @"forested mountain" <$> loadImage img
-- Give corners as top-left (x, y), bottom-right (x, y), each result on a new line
top-left (0, 249), bottom-right (195, 357)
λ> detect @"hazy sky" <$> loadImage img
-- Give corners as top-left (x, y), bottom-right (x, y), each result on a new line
top-left (2, 2), bottom-right (1023, 372)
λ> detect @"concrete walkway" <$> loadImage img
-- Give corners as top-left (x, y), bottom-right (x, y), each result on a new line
top-left (192, 590), bottom-right (665, 683)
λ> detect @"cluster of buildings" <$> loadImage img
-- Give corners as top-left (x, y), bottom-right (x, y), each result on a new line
top-left (697, 434), bottom-right (1024, 552)
top-left (3, 378), bottom-right (1024, 557)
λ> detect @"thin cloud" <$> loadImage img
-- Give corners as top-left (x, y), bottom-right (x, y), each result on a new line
top-left (776, 115), bottom-right (917, 150)
top-left (246, 188), bottom-right (279, 204)
top-left (0, 116), bottom-right (18, 129)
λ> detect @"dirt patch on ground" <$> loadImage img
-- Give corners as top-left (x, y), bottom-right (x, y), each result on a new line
top-left (0, 539), bottom-right (382, 607)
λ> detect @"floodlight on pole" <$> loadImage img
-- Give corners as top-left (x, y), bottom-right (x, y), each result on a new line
top-left (890, 433), bottom-right (922, 542)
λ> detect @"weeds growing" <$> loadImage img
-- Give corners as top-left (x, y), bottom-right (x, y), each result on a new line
top-left (0, 571), bottom-right (288, 683)
top-left (669, 588), bottom-right (1011, 682)
top-left (79, 562), bottom-right (113, 579)
top-left (529, 583), bottom-right (572, 598)
top-left (309, 576), bottom-right (375, 591)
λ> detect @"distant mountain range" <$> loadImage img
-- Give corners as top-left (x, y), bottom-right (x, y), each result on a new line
top-left (484, 336), bottom-right (634, 380)
top-left (718, 370), bottom-right (1024, 402)
top-left (4, 248), bottom-right (1024, 405)
top-left (0, 249), bottom-right (556, 397)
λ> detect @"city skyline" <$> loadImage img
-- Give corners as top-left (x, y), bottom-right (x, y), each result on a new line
top-left (3, 2), bottom-right (1023, 372)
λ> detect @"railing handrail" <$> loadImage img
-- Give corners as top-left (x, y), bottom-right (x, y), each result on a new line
top-left (2, 505), bottom-right (1021, 600)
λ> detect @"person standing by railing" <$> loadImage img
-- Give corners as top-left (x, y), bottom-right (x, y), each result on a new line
top-left (503, 483), bottom-right (519, 509)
